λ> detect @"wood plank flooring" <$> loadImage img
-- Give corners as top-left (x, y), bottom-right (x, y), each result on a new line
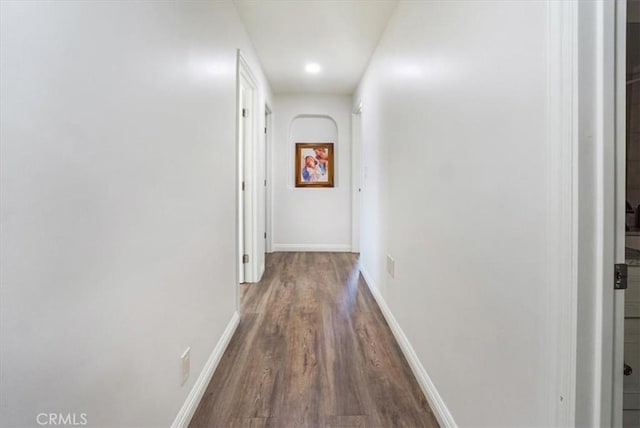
top-left (189, 252), bottom-right (439, 428)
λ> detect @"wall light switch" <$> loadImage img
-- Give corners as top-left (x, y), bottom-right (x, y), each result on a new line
top-left (386, 255), bottom-right (395, 279)
top-left (181, 347), bottom-right (191, 386)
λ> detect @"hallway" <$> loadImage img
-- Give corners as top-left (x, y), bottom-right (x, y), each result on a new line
top-left (190, 253), bottom-right (438, 427)
top-left (0, 0), bottom-right (608, 426)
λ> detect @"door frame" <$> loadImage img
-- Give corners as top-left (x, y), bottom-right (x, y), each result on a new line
top-left (580, 0), bottom-right (625, 425)
top-left (594, 1), bottom-right (626, 425)
top-left (265, 104), bottom-right (273, 254)
top-left (237, 66), bottom-right (248, 286)
top-left (614, 0), bottom-right (627, 425)
top-left (543, 3), bottom-right (618, 425)
top-left (237, 50), bottom-right (260, 291)
top-left (351, 101), bottom-right (363, 253)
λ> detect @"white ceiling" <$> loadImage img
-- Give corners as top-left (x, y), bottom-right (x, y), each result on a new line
top-left (233, 0), bottom-right (399, 95)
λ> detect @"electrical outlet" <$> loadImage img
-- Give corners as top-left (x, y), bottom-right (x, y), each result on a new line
top-left (386, 255), bottom-right (395, 278)
top-left (181, 347), bottom-right (191, 386)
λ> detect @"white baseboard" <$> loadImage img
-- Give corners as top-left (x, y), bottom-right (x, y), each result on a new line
top-left (272, 243), bottom-right (352, 252)
top-left (171, 311), bottom-right (240, 428)
top-left (359, 266), bottom-right (457, 428)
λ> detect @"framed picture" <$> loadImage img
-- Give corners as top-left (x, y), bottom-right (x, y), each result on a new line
top-left (295, 142), bottom-right (334, 188)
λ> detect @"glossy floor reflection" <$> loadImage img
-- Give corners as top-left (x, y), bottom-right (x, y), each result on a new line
top-left (189, 252), bottom-right (439, 428)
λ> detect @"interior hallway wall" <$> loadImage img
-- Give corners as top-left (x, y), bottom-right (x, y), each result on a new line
top-left (354, 1), bottom-right (561, 425)
top-left (0, 1), bottom-right (271, 426)
top-left (272, 94), bottom-right (352, 251)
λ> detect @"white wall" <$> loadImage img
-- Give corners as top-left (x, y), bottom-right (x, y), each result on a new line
top-left (272, 95), bottom-right (352, 252)
top-left (354, 1), bottom-right (567, 425)
top-left (0, 1), bottom-right (271, 426)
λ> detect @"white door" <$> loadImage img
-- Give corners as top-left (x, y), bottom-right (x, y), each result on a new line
top-left (238, 82), bottom-right (248, 284)
top-left (237, 51), bottom-right (260, 287)
top-left (238, 72), bottom-right (254, 284)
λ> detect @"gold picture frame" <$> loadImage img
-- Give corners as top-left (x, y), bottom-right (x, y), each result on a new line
top-left (295, 143), bottom-right (334, 188)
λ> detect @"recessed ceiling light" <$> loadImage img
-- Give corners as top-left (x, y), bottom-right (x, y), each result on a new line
top-left (305, 63), bottom-right (322, 74)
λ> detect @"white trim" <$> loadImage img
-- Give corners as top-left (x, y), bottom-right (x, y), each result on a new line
top-left (272, 244), bottom-right (351, 252)
top-left (265, 105), bottom-right (273, 254)
top-left (351, 106), bottom-right (362, 253)
top-left (546, 1), bottom-right (579, 425)
top-left (613, 0), bottom-right (627, 425)
top-left (359, 265), bottom-right (456, 428)
top-left (171, 311), bottom-right (240, 428)
top-left (236, 51), bottom-right (244, 291)
top-left (595, 1), bottom-right (618, 425)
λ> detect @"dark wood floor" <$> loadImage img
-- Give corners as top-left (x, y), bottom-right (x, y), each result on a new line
top-left (189, 252), bottom-right (439, 428)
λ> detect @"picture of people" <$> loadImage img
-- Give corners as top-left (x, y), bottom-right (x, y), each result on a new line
top-left (295, 143), bottom-right (334, 187)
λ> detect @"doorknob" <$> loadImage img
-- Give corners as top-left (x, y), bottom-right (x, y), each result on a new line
top-left (625, 363), bottom-right (633, 376)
